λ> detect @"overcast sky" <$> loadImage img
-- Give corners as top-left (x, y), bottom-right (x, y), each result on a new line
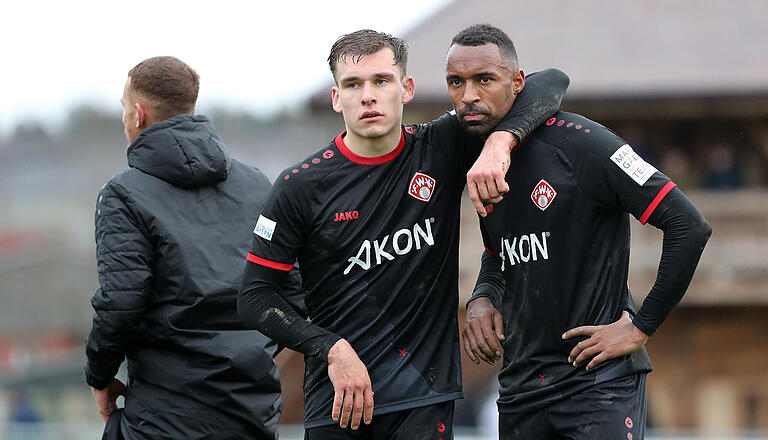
top-left (1, 0), bottom-right (450, 133)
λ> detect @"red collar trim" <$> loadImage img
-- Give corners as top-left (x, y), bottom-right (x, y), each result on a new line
top-left (334, 128), bottom-right (405, 165)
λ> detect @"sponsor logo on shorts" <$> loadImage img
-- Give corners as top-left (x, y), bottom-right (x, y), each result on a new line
top-left (610, 144), bottom-right (658, 186)
top-left (253, 215), bottom-right (276, 241)
top-left (625, 417), bottom-right (634, 429)
top-left (531, 179), bottom-right (557, 211)
top-left (408, 172), bottom-right (436, 202)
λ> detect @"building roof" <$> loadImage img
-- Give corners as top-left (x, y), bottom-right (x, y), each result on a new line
top-left (311, 0), bottom-right (768, 110)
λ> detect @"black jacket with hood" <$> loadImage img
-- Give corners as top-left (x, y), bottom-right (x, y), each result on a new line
top-left (85, 114), bottom-right (301, 439)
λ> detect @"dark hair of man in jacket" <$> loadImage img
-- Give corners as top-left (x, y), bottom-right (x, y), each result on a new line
top-left (121, 56), bottom-right (199, 142)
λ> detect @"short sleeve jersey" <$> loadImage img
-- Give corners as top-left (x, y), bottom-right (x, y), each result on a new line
top-left (247, 114), bottom-right (481, 427)
top-left (479, 111), bottom-right (676, 413)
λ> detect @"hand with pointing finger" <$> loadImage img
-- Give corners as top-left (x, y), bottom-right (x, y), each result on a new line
top-left (562, 311), bottom-right (649, 371)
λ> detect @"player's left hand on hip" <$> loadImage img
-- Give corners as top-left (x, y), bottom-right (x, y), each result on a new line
top-left (561, 311), bottom-right (649, 371)
top-left (467, 131), bottom-right (515, 217)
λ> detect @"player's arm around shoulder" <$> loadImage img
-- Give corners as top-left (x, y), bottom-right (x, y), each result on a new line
top-left (468, 69), bottom-right (570, 217)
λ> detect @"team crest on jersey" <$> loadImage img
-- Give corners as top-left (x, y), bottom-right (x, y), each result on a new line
top-left (531, 179), bottom-right (557, 211)
top-left (408, 172), bottom-right (436, 202)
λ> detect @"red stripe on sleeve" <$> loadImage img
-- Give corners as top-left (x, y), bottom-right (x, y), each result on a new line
top-left (638, 181), bottom-right (677, 225)
top-left (484, 245), bottom-right (495, 255)
top-left (246, 253), bottom-right (294, 271)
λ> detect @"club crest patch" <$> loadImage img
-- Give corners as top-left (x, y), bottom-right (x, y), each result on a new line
top-left (408, 172), bottom-right (436, 202)
top-left (531, 179), bottom-right (557, 211)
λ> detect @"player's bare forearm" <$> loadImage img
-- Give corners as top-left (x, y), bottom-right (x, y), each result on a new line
top-left (463, 297), bottom-right (505, 364)
top-left (562, 311), bottom-right (649, 370)
top-left (468, 132), bottom-right (515, 216)
top-left (327, 339), bottom-right (374, 430)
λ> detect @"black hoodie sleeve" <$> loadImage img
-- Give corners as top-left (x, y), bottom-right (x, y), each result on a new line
top-left (85, 182), bottom-right (154, 389)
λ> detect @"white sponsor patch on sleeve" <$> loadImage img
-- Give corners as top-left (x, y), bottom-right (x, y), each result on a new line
top-left (609, 144), bottom-right (658, 186)
top-left (253, 215), bottom-right (277, 241)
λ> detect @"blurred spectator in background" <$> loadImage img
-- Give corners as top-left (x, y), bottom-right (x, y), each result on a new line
top-left (620, 124), bottom-right (658, 166)
top-left (703, 143), bottom-right (742, 189)
top-left (8, 390), bottom-right (41, 424)
top-left (660, 147), bottom-right (697, 190)
top-left (748, 121), bottom-right (768, 186)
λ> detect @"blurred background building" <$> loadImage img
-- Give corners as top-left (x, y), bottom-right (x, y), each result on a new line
top-left (1, 0), bottom-right (767, 438)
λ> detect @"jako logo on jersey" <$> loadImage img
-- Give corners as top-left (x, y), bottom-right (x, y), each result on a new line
top-left (408, 172), bottom-right (436, 202)
top-left (531, 179), bottom-right (557, 211)
top-left (334, 211), bottom-right (359, 221)
top-left (344, 218), bottom-right (435, 275)
top-left (499, 232), bottom-right (550, 271)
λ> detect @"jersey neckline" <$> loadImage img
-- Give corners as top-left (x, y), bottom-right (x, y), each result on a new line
top-left (334, 128), bottom-right (406, 165)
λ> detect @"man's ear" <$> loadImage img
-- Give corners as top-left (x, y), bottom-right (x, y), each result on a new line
top-left (331, 86), bottom-right (343, 114)
top-left (513, 69), bottom-right (525, 94)
top-left (134, 102), bottom-right (146, 128)
top-left (401, 76), bottom-right (415, 104)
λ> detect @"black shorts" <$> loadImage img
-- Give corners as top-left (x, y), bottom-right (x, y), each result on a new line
top-left (304, 401), bottom-right (454, 440)
top-left (499, 373), bottom-right (647, 440)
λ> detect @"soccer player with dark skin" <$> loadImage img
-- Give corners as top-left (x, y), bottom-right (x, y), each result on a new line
top-left (454, 25), bottom-right (711, 439)
top-left (238, 30), bottom-right (568, 438)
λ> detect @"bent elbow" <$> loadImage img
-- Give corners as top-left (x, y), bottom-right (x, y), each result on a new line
top-left (694, 215), bottom-right (712, 249)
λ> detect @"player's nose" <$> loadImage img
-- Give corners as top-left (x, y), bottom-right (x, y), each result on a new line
top-left (461, 82), bottom-right (480, 104)
top-left (361, 82), bottom-right (376, 105)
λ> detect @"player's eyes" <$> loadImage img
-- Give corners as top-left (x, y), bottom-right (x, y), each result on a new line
top-left (449, 79), bottom-right (463, 87)
top-left (480, 77), bottom-right (492, 83)
top-left (346, 82), bottom-right (359, 89)
top-left (376, 79), bottom-right (388, 85)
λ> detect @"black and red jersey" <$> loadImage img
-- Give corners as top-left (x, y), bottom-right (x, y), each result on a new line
top-left (248, 115), bottom-right (482, 427)
top-left (479, 111), bottom-right (674, 413)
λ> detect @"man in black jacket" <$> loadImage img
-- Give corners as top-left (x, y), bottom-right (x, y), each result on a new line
top-left (84, 56), bottom-right (299, 439)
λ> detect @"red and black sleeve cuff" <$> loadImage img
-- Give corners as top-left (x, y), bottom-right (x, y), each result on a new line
top-left (639, 181), bottom-right (677, 225)
top-left (246, 253), bottom-right (294, 271)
